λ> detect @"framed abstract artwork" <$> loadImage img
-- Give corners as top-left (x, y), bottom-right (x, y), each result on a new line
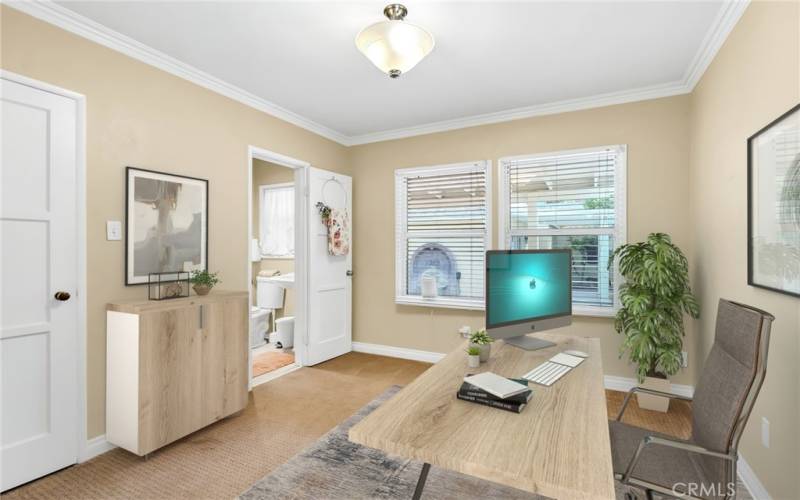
top-left (748, 103), bottom-right (800, 297)
top-left (126, 167), bottom-right (208, 285)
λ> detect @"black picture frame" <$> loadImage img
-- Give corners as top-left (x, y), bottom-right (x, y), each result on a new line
top-left (125, 167), bottom-right (209, 286)
top-left (747, 102), bottom-right (800, 298)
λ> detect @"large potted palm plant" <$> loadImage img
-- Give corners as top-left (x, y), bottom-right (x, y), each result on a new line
top-left (610, 233), bottom-right (699, 412)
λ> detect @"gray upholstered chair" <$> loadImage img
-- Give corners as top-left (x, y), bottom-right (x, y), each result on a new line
top-left (610, 299), bottom-right (774, 500)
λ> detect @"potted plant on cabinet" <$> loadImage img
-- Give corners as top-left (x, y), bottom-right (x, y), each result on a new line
top-left (190, 270), bottom-right (220, 296)
top-left (610, 233), bottom-right (699, 412)
top-left (469, 329), bottom-right (494, 362)
top-left (466, 346), bottom-right (481, 368)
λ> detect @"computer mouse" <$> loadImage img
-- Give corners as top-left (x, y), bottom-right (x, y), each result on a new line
top-left (564, 349), bottom-right (588, 358)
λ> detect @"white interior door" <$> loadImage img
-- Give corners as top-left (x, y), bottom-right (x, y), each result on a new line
top-left (305, 167), bottom-right (352, 365)
top-left (1, 78), bottom-right (79, 491)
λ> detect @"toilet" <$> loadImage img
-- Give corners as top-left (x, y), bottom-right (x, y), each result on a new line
top-left (251, 275), bottom-right (286, 344)
top-left (249, 307), bottom-right (270, 348)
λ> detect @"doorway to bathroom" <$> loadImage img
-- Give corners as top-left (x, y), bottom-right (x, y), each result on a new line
top-left (247, 145), bottom-right (354, 388)
top-left (248, 147), bottom-right (305, 387)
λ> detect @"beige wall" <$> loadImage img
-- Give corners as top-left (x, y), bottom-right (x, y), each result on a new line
top-left (251, 159), bottom-right (295, 318)
top-left (688, 2), bottom-right (800, 498)
top-left (349, 95), bottom-right (696, 385)
top-left (0, 6), bottom-right (350, 439)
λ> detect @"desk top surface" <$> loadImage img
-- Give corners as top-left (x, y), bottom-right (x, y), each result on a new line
top-left (348, 333), bottom-right (614, 500)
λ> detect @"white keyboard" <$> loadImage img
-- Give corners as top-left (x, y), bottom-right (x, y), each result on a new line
top-left (522, 353), bottom-right (585, 386)
top-left (523, 362), bottom-right (572, 386)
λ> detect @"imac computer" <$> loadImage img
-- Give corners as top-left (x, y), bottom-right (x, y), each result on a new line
top-left (485, 249), bottom-right (572, 350)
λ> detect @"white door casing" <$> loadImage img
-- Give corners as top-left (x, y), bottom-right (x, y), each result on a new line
top-left (305, 167), bottom-right (352, 365)
top-left (1, 78), bottom-right (80, 490)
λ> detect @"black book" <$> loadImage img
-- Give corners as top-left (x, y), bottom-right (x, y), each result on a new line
top-left (458, 377), bottom-right (532, 404)
top-left (456, 393), bottom-right (527, 413)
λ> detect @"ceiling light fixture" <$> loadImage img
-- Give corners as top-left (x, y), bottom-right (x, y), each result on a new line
top-left (355, 4), bottom-right (435, 79)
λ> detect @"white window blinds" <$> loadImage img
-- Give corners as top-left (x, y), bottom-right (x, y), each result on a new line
top-left (396, 162), bottom-right (490, 309)
top-left (501, 146), bottom-right (626, 313)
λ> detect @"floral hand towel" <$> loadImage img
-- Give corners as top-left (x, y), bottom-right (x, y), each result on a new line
top-left (326, 208), bottom-right (350, 256)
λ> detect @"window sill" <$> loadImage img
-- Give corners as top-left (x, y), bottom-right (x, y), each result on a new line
top-left (394, 297), bottom-right (616, 317)
top-left (259, 255), bottom-right (295, 260)
top-left (396, 295), bottom-right (485, 311)
top-left (573, 306), bottom-right (617, 318)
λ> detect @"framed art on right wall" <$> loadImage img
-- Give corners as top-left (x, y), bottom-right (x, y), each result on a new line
top-left (748, 103), bottom-right (800, 297)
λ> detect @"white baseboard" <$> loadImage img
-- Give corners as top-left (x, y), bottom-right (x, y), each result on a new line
top-left (352, 342), bottom-right (446, 364)
top-left (79, 435), bottom-right (116, 462)
top-left (603, 374), bottom-right (695, 397)
top-left (738, 455), bottom-right (771, 500)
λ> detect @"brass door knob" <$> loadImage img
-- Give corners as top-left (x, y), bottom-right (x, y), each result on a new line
top-left (54, 291), bottom-right (71, 301)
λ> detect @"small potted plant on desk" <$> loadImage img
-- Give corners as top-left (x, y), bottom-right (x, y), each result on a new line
top-left (190, 269), bottom-right (220, 296)
top-left (468, 329), bottom-right (494, 363)
top-left (610, 233), bottom-right (699, 412)
top-left (466, 346), bottom-right (481, 368)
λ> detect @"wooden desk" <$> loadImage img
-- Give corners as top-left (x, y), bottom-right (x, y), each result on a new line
top-left (349, 333), bottom-right (614, 500)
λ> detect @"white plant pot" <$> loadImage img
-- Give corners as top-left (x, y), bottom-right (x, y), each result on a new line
top-left (470, 342), bottom-right (491, 362)
top-left (467, 355), bottom-right (480, 368)
top-left (637, 376), bottom-right (671, 413)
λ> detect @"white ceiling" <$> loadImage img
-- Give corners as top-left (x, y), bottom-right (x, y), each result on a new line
top-left (44, 1), bottom-right (738, 144)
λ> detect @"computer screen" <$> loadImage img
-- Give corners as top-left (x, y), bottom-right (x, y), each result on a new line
top-left (485, 249), bottom-right (572, 329)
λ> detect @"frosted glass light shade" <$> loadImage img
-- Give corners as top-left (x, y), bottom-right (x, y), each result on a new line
top-left (356, 20), bottom-right (434, 77)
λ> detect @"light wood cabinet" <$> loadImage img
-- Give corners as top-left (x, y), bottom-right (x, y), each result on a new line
top-left (106, 291), bottom-right (248, 456)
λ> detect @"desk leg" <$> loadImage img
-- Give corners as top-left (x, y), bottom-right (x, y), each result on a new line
top-left (412, 463), bottom-right (431, 500)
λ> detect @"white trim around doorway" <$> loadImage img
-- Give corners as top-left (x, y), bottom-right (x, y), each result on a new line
top-left (247, 146), bottom-right (310, 389)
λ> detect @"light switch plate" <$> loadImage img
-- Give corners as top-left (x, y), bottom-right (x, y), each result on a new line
top-left (106, 220), bottom-right (122, 241)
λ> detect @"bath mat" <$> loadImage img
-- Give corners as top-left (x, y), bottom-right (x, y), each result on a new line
top-left (252, 350), bottom-right (295, 377)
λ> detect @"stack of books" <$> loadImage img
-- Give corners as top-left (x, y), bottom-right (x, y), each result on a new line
top-left (457, 372), bottom-right (533, 414)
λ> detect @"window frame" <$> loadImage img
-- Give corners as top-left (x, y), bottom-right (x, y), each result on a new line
top-left (497, 145), bottom-right (627, 317)
top-left (258, 182), bottom-right (295, 259)
top-left (395, 161), bottom-right (492, 310)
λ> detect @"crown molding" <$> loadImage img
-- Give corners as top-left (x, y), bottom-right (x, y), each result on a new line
top-left (346, 80), bottom-right (690, 145)
top-left (682, 0), bottom-right (750, 91)
top-left (8, 0), bottom-right (748, 147)
top-left (6, 0), bottom-right (351, 146)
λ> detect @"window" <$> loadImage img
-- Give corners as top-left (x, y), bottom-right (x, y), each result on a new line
top-left (499, 145), bottom-right (626, 316)
top-left (259, 183), bottom-right (294, 258)
top-left (395, 161), bottom-right (491, 310)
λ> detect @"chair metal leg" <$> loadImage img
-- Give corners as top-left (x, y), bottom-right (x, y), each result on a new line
top-left (412, 462), bottom-right (431, 500)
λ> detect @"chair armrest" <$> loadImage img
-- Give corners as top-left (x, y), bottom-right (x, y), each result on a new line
top-left (615, 386), bottom-right (694, 421)
top-left (622, 435), bottom-right (735, 484)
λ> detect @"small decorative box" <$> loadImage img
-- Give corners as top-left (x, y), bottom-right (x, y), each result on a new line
top-left (148, 272), bottom-right (190, 300)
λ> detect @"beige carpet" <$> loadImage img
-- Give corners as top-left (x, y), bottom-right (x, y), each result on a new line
top-left (252, 350), bottom-right (295, 377)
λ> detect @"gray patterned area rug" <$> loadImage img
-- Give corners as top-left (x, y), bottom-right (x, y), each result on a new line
top-left (239, 386), bottom-right (750, 500)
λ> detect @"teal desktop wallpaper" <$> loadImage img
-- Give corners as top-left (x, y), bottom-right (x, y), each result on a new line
top-left (487, 251), bottom-right (571, 326)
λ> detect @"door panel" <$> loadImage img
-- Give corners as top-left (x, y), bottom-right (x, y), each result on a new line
top-left (305, 167), bottom-right (352, 365)
top-left (138, 306), bottom-right (202, 455)
top-left (1, 78), bottom-right (79, 491)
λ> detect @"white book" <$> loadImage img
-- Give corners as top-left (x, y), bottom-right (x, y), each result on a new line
top-left (463, 372), bottom-right (529, 399)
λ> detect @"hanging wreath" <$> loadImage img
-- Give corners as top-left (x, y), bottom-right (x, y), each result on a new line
top-left (315, 201), bottom-right (332, 226)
